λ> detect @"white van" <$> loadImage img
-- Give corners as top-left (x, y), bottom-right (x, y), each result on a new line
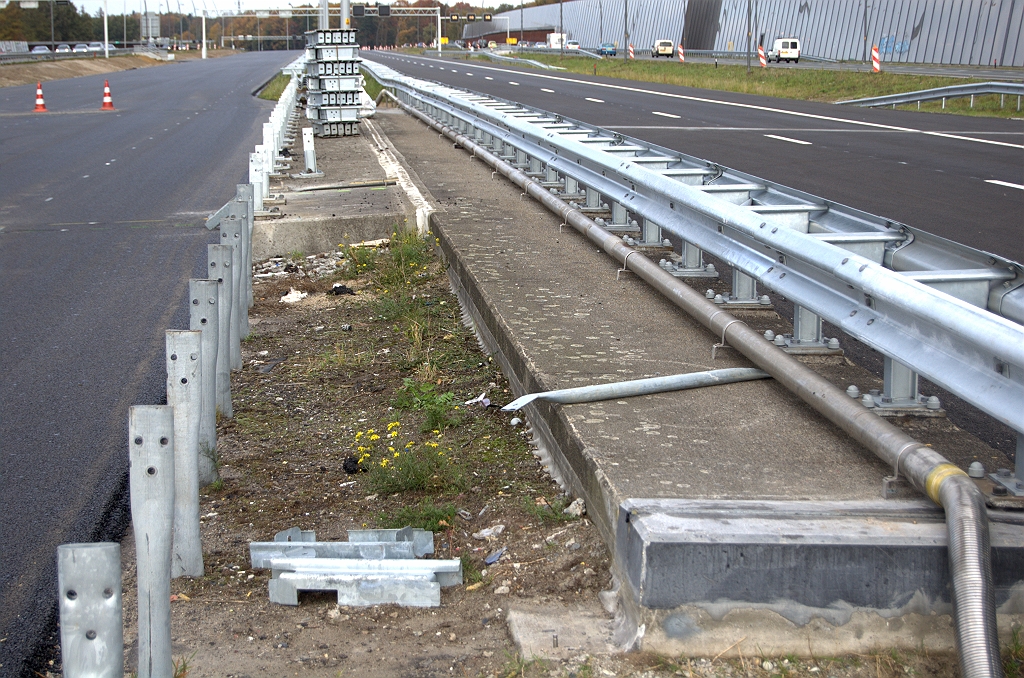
top-left (768, 37), bottom-right (800, 63)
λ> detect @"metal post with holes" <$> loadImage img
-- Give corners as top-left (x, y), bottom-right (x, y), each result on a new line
top-left (237, 183), bottom-right (255, 314)
top-left (188, 279), bottom-right (219, 486)
top-left (299, 128), bottom-right (324, 177)
top-left (129, 405), bottom-right (175, 678)
top-left (208, 244), bottom-right (234, 418)
top-left (248, 152), bottom-right (264, 212)
top-left (219, 216), bottom-right (245, 360)
top-left (166, 330), bottom-right (204, 578)
top-left (57, 543), bottom-right (123, 678)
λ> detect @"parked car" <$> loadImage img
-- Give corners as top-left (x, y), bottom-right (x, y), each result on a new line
top-left (598, 42), bottom-right (617, 56)
top-left (31, 45), bottom-right (51, 53)
top-left (55, 44), bottom-right (71, 53)
top-left (73, 43), bottom-right (90, 53)
top-left (651, 39), bottom-right (674, 57)
top-left (565, 40), bottom-right (580, 50)
top-left (767, 37), bottom-right (800, 63)
top-left (87, 42), bottom-right (104, 52)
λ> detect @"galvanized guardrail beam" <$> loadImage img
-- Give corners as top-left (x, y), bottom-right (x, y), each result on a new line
top-left (837, 82), bottom-right (1024, 109)
top-left (361, 60), bottom-right (1024, 446)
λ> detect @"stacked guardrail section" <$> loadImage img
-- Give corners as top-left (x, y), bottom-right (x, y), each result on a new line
top-left (305, 28), bottom-right (362, 137)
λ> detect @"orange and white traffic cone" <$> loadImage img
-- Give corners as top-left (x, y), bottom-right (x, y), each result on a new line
top-left (871, 45), bottom-right (881, 72)
top-left (758, 45), bottom-right (767, 67)
top-left (34, 81), bottom-right (47, 112)
top-left (100, 80), bottom-right (115, 111)
top-left (628, 43), bottom-right (634, 59)
top-left (677, 44), bottom-right (684, 63)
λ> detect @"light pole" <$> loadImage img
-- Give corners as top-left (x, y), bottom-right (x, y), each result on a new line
top-left (622, 0), bottom-right (628, 59)
top-left (559, 0), bottom-right (563, 55)
top-left (746, 0), bottom-right (751, 73)
top-left (863, 0), bottom-right (868, 62)
top-left (103, 0), bottom-right (109, 56)
top-left (519, 0), bottom-right (523, 49)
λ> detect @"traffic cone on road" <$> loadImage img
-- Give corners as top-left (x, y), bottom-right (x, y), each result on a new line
top-left (34, 82), bottom-right (47, 112)
top-left (100, 80), bottom-right (115, 111)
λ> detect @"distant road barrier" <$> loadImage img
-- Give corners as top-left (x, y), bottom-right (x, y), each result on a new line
top-left (838, 81), bottom-right (1024, 110)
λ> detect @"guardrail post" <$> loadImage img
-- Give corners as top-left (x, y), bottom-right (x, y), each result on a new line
top-left (565, 176), bottom-right (579, 194)
top-left (641, 218), bottom-right (661, 246)
top-left (208, 244), bottom-right (234, 418)
top-left (610, 201), bottom-right (628, 227)
top-left (188, 279), bottom-right (219, 485)
top-left (165, 330), bottom-right (204, 578)
top-left (57, 543), bottom-right (123, 678)
top-left (585, 187), bottom-right (601, 209)
top-left (881, 357), bottom-right (921, 406)
top-left (129, 405), bottom-right (175, 678)
top-left (544, 164), bottom-right (559, 185)
top-left (730, 269), bottom-right (759, 303)
top-left (792, 305), bottom-right (824, 345)
top-left (236, 184), bottom-right (256, 313)
top-left (302, 128), bottom-right (320, 174)
top-left (219, 218), bottom-right (244, 370)
top-left (249, 152), bottom-right (264, 212)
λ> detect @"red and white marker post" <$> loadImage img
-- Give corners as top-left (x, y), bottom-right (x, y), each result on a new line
top-left (871, 45), bottom-right (881, 72)
top-left (677, 44), bottom-right (684, 63)
top-left (758, 45), bottom-right (767, 67)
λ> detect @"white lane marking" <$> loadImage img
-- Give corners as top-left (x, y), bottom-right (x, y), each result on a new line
top-left (485, 76), bottom-right (493, 80)
top-left (379, 56), bottom-right (1024, 150)
top-left (764, 134), bottom-right (812, 145)
top-left (466, 72), bottom-right (473, 76)
top-left (652, 111), bottom-right (681, 119)
top-left (585, 97), bottom-right (604, 103)
top-left (986, 179), bottom-right (1024, 190)
top-left (45, 197), bottom-right (53, 202)
top-left (541, 88), bottom-right (555, 93)
top-left (509, 81), bottom-right (520, 85)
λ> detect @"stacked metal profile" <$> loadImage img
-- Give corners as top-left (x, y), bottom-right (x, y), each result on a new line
top-left (304, 28), bottom-right (362, 137)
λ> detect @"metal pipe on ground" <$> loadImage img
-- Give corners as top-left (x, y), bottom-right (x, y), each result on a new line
top-left (382, 89), bottom-right (1003, 677)
top-left (502, 367), bottom-right (770, 411)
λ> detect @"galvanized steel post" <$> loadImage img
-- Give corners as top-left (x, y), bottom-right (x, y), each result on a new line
top-left (208, 244), bottom-right (234, 418)
top-left (57, 543), bottom-right (123, 678)
top-left (129, 405), bottom-right (175, 678)
top-left (188, 279), bottom-right (219, 486)
top-left (219, 217), bottom-right (244, 371)
top-left (165, 330), bottom-right (204, 578)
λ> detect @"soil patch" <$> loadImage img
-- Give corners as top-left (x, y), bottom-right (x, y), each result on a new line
top-left (0, 49), bottom-right (238, 88)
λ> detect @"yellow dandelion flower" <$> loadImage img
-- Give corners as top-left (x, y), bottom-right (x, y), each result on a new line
top-left (369, 434), bottom-right (380, 441)
top-left (388, 446), bottom-right (395, 453)
top-left (355, 431), bottom-right (364, 439)
top-left (387, 421), bottom-right (400, 430)
top-left (393, 452), bottom-right (400, 458)
top-left (405, 441), bottom-right (415, 449)
top-left (425, 441), bottom-right (439, 448)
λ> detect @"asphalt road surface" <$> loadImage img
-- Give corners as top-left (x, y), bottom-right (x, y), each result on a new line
top-left (0, 49), bottom-right (297, 677)
top-left (367, 52), bottom-right (1023, 262)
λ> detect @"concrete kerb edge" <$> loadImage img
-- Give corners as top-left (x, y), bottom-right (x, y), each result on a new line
top-left (428, 210), bottom-right (641, 646)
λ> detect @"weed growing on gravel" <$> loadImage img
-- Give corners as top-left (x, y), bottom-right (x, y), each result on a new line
top-left (362, 421), bottom-right (466, 493)
top-left (460, 553), bottom-right (482, 583)
top-left (379, 500), bottom-right (456, 532)
top-left (393, 378), bottom-right (460, 431)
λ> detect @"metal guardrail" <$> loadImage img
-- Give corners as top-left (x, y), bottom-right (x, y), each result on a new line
top-left (837, 81), bottom-right (1024, 108)
top-left (0, 48), bottom-right (130, 64)
top-left (477, 51), bottom-right (566, 70)
top-left (362, 59), bottom-right (1024, 454)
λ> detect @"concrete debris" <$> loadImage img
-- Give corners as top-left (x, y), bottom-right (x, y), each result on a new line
top-left (563, 498), bottom-right (586, 517)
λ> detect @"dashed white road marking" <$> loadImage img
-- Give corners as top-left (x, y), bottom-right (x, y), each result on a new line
top-left (485, 76), bottom-right (493, 80)
top-left (652, 111), bottom-right (681, 119)
top-left (541, 88), bottom-right (555, 93)
top-left (509, 81), bottom-right (520, 85)
top-left (764, 134), bottom-right (812, 145)
top-left (585, 97), bottom-right (604, 103)
top-left (986, 179), bottom-right (1024, 190)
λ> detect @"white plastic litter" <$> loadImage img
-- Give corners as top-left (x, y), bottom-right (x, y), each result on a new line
top-left (359, 88), bottom-right (377, 118)
top-left (280, 288), bottom-right (308, 303)
top-left (472, 524), bottom-right (505, 541)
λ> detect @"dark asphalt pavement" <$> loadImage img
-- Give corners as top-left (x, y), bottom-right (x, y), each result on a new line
top-left (0, 50), bottom-right (299, 677)
top-left (366, 52), bottom-right (1024, 262)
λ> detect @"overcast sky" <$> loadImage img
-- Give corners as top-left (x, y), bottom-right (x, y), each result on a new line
top-left (74, 0), bottom-right (515, 19)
